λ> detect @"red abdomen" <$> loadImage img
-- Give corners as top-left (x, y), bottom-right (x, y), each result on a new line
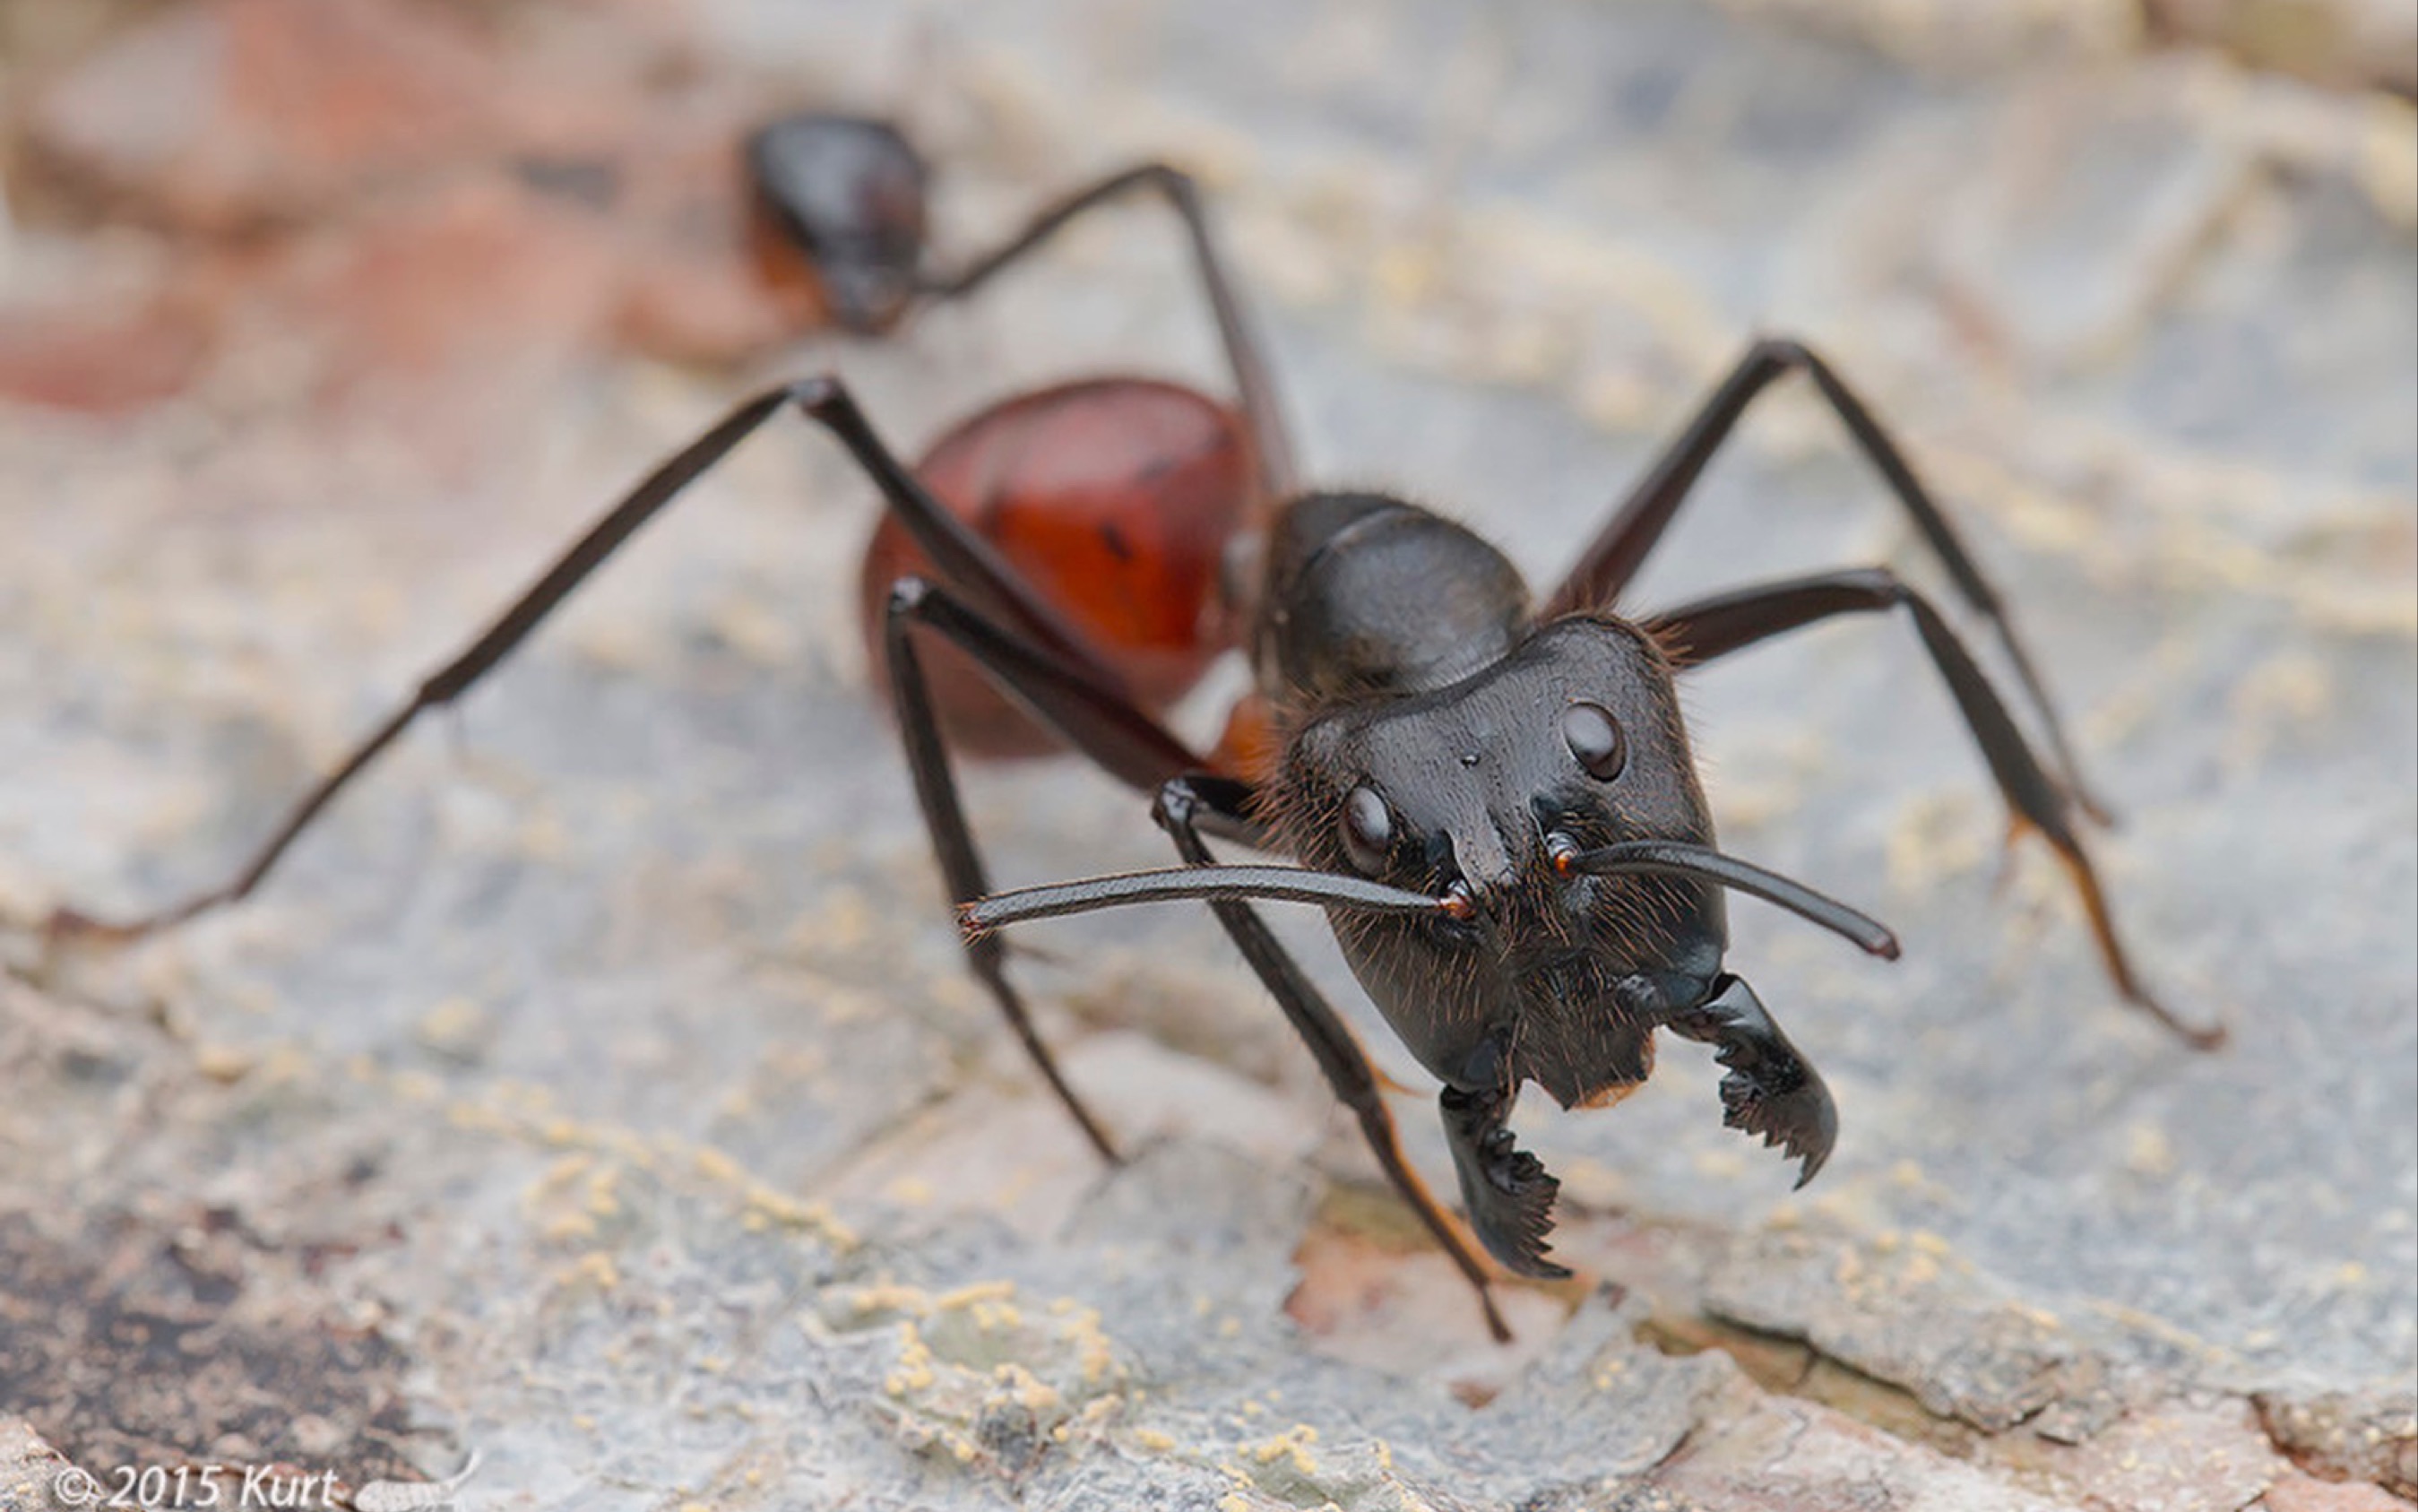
top-left (858, 377), bottom-right (1254, 757)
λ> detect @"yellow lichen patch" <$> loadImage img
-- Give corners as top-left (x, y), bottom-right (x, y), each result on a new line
top-left (2127, 1121), bottom-right (2178, 1179)
top-left (742, 1183), bottom-right (858, 1249)
top-left (690, 1143), bottom-right (744, 1185)
top-left (885, 1320), bottom-right (938, 1397)
top-left (445, 1101), bottom-right (510, 1135)
top-left (846, 1282), bottom-right (1128, 1479)
top-left (194, 1043), bottom-right (255, 1083)
top-left (992, 1363), bottom-right (1063, 1416)
top-left (441, 1090), bottom-right (855, 1250)
top-left (2224, 650), bottom-right (2335, 772)
top-left (540, 1210), bottom-right (598, 1245)
top-left (530, 1152), bottom-right (592, 1198)
top-left (781, 887), bottom-right (875, 960)
top-left (849, 1283), bottom-right (937, 1319)
top-left (1886, 789), bottom-right (1991, 895)
top-left (1066, 1307), bottom-right (1118, 1387)
top-left (934, 1280), bottom-right (1018, 1310)
top-left (415, 995), bottom-right (488, 1054)
top-left (558, 1250), bottom-right (620, 1292)
top-left (1131, 1428), bottom-right (1178, 1453)
top-left (389, 1067), bottom-right (445, 1103)
top-left (586, 1162), bottom-right (623, 1219)
top-left (1249, 1424), bottom-right (1321, 1478)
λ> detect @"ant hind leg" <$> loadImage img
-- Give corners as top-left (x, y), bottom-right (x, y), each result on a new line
top-left (46, 376), bottom-right (1118, 946)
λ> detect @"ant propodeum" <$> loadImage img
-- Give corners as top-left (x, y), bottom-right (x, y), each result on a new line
top-left (47, 114), bottom-right (2223, 1342)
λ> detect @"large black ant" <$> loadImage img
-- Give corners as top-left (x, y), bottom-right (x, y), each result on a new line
top-left (48, 115), bottom-right (2224, 1343)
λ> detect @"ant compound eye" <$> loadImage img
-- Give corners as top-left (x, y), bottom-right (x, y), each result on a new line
top-left (1341, 785), bottom-right (1394, 875)
top-left (1561, 701), bottom-right (1628, 781)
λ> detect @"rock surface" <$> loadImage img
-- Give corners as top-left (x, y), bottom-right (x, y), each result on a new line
top-left (1, 0), bottom-right (2412, 1508)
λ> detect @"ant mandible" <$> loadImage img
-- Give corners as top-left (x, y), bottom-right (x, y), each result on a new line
top-left (49, 114), bottom-right (2224, 1344)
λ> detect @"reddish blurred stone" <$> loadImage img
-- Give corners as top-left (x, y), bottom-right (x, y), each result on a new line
top-left (30, 0), bottom-right (514, 232)
top-left (2015, 1398), bottom-right (2289, 1511)
top-left (1282, 1202), bottom-right (1567, 1400)
top-left (2257, 1387), bottom-right (2418, 1500)
top-left (29, 0), bottom-right (838, 383)
top-left (1654, 1383), bottom-right (2068, 1512)
top-left (0, 297), bottom-right (215, 417)
top-left (2260, 1472), bottom-right (2413, 1511)
top-left (244, 174), bottom-right (622, 474)
top-left (603, 106), bottom-right (828, 367)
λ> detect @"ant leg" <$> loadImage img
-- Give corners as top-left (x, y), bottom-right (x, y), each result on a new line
top-left (884, 578), bottom-right (1201, 1162)
top-left (1644, 566), bottom-right (2224, 1049)
top-left (52, 375), bottom-right (1116, 944)
top-left (1542, 336), bottom-right (2110, 825)
top-left (1154, 775), bottom-right (1518, 1342)
top-left (918, 164), bottom-right (1298, 502)
top-left (1662, 974), bottom-right (1837, 1186)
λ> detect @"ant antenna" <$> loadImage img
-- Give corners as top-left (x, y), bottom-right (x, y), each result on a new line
top-left (1554, 838), bottom-right (1899, 959)
top-left (962, 865), bottom-right (1444, 937)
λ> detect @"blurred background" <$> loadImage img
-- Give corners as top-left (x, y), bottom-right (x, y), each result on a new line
top-left (1, 1), bottom-right (2412, 1508)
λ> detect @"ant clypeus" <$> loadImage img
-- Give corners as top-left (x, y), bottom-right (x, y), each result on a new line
top-left (47, 115), bottom-right (2223, 1343)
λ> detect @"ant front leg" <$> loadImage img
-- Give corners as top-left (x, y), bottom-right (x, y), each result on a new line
top-left (47, 376), bottom-right (1112, 946)
top-left (1153, 775), bottom-right (1520, 1341)
top-left (1543, 336), bottom-right (2110, 824)
top-left (1662, 975), bottom-right (1837, 1185)
top-left (1644, 566), bottom-right (2225, 1049)
top-left (885, 608), bottom-right (1519, 1338)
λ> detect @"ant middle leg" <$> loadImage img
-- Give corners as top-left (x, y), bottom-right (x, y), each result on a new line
top-left (1643, 566), bottom-right (2224, 1049)
top-left (1541, 336), bottom-right (2110, 824)
top-left (48, 375), bottom-right (1117, 946)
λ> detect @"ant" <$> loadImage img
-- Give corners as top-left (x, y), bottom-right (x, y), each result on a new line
top-left (47, 114), bottom-right (2224, 1344)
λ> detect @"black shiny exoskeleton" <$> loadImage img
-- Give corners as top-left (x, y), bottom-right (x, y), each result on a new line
top-left (49, 115), bottom-right (2223, 1344)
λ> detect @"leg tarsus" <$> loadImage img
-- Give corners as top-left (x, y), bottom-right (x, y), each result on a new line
top-left (1665, 974), bottom-right (1837, 1186)
top-left (2030, 822), bottom-right (2228, 1050)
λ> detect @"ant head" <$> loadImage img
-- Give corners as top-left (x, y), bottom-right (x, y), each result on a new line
top-left (1274, 617), bottom-right (1727, 1106)
top-left (747, 115), bottom-right (929, 334)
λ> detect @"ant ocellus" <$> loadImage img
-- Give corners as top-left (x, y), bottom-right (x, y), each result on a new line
top-left (47, 115), bottom-right (2224, 1343)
